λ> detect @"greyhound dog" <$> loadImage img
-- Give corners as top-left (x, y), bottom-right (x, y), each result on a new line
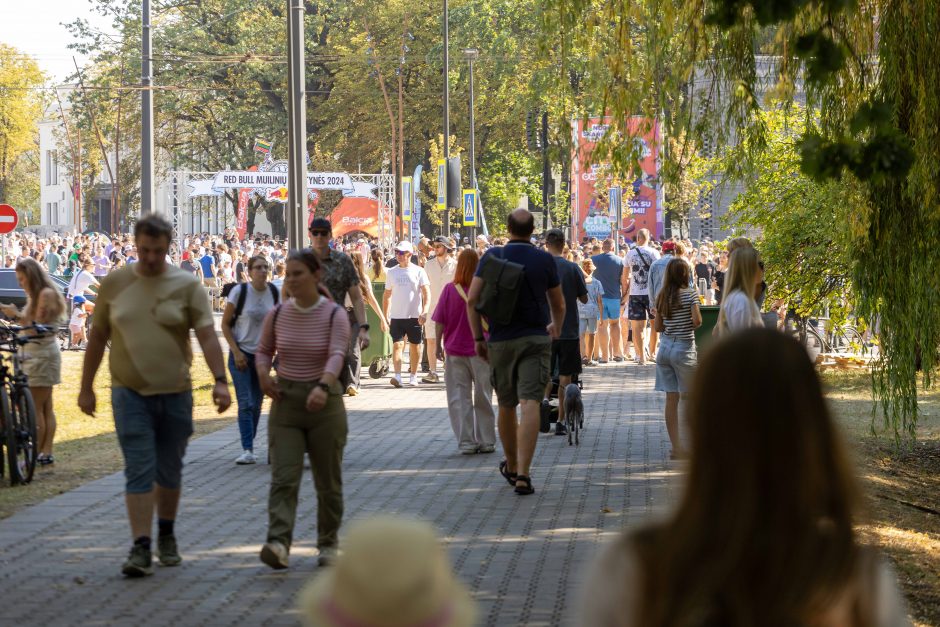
top-left (564, 383), bottom-right (584, 446)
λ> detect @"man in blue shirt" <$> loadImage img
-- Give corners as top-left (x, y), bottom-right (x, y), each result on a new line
top-left (467, 209), bottom-right (565, 496)
top-left (591, 239), bottom-right (629, 363)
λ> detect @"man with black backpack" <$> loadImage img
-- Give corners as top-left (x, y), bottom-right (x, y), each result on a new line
top-left (466, 209), bottom-right (565, 496)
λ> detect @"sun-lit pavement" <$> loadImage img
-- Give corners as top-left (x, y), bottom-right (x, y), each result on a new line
top-left (0, 360), bottom-right (682, 626)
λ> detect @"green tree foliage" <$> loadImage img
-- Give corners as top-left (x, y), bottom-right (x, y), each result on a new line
top-left (0, 44), bottom-right (45, 216)
top-left (541, 0), bottom-right (940, 437)
top-left (67, 0), bottom-right (555, 237)
top-left (713, 108), bottom-right (859, 320)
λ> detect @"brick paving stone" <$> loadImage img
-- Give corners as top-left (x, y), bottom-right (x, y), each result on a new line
top-left (0, 360), bottom-right (683, 626)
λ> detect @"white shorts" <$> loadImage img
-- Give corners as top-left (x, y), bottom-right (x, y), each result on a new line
top-left (424, 320), bottom-right (437, 340)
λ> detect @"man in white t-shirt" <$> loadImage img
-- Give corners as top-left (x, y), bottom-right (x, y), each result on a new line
top-left (625, 228), bottom-right (661, 365)
top-left (421, 236), bottom-right (457, 383)
top-left (383, 241), bottom-right (431, 387)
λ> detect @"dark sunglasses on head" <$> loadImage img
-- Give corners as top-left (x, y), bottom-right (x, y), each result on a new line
top-left (309, 230), bottom-right (330, 237)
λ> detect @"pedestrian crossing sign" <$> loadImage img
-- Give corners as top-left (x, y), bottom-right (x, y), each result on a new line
top-left (462, 189), bottom-right (477, 226)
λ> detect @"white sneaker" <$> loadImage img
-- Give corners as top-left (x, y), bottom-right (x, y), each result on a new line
top-left (260, 541), bottom-right (289, 570)
top-left (409, 374), bottom-right (420, 387)
top-left (390, 374), bottom-right (402, 388)
top-left (235, 450), bottom-right (257, 465)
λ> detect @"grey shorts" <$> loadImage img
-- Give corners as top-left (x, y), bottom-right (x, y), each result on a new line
top-left (487, 335), bottom-right (551, 408)
top-left (654, 336), bottom-right (697, 393)
top-left (579, 317), bottom-right (598, 334)
top-left (112, 387), bottom-right (194, 493)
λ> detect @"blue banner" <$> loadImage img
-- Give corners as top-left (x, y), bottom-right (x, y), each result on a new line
top-left (412, 164), bottom-right (423, 242)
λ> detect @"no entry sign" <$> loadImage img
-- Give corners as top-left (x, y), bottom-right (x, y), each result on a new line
top-left (0, 205), bottom-right (18, 234)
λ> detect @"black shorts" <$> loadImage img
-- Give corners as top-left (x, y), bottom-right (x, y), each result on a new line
top-left (551, 339), bottom-right (582, 377)
top-left (390, 317), bottom-right (423, 344)
top-left (627, 295), bottom-right (654, 321)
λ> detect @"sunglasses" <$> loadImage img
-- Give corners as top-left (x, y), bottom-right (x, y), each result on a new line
top-left (395, 250), bottom-right (409, 256)
top-left (309, 230), bottom-right (330, 237)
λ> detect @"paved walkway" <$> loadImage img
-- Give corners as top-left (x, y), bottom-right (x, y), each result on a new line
top-left (0, 361), bottom-right (681, 626)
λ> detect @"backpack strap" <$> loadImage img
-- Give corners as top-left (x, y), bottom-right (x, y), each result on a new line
top-left (229, 283), bottom-right (249, 328)
top-left (268, 282), bottom-right (280, 305)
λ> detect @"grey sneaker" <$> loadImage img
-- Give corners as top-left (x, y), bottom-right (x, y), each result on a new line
top-left (156, 535), bottom-right (182, 567)
top-left (122, 544), bottom-right (154, 577)
top-left (260, 541), bottom-right (289, 570)
top-left (478, 444), bottom-right (496, 454)
top-left (318, 546), bottom-right (340, 567)
top-left (421, 371), bottom-right (440, 383)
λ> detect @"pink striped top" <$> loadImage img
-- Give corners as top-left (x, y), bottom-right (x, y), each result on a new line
top-left (256, 299), bottom-right (350, 381)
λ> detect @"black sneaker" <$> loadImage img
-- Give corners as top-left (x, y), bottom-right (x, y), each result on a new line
top-left (122, 544), bottom-right (154, 577)
top-left (156, 535), bottom-right (182, 567)
top-left (540, 400), bottom-right (552, 433)
top-left (554, 422), bottom-right (568, 436)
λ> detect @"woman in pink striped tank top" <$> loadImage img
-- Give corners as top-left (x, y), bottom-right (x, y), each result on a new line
top-left (255, 249), bottom-right (351, 570)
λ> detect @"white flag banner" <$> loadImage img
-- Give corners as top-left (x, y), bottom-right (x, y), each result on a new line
top-left (188, 171), bottom-right (356, 197)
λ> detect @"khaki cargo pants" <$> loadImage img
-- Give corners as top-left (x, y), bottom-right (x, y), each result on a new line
top-left (267, 377), bottom-right (347, 550)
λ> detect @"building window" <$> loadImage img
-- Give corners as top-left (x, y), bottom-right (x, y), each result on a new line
top-left (45, 150), bottom-right (58, 186)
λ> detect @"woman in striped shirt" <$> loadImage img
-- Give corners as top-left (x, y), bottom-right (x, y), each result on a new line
top-left (653, 259), bottom-right (702, 460)
top-left (255, 249), bottom-right (351, 570)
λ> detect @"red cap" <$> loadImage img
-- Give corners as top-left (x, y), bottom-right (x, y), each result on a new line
top-left (661, 241), bottom-right (676, 253)
top-left (182, 251), bottom-right (190, 261)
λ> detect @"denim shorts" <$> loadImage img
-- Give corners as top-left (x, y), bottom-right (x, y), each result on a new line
top-left (579, 317), bottom-right (598, 334)
top-left (112, 387), bottom-right (194, 494)
top-left (654, 336), bottom-right (697, 393)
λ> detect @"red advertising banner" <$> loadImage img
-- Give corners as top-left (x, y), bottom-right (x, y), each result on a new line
top-left (236, 189), bottom-right (249, 241)
top-left (570, 116), bottom-right (663, 242)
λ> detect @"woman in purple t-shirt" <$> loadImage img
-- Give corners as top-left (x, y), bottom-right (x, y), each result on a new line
top-left (432, 249), bottom-right (497, 455)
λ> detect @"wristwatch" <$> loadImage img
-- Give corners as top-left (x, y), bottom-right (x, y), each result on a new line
top-left (359, 323), bottom-right (370, 331)
top-left (214, 375), bottom-right (227, 384)
top-left (316, 381), bottom-right (331, 393)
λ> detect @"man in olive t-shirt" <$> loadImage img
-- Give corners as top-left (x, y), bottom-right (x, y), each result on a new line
top-left (79, 214), bottom-right (231, 578)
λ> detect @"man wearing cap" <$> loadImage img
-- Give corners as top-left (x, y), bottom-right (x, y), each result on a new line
top-left (422, 236), bottom-right (457, 383)
top-left (648, 239), bottom-right (681, 308)
top-left (466, 209), bottom-right (565, 496)
top-left (309, 218), bottom-right (371, 395)
top-left (383, 241), bottom-right (431, 387)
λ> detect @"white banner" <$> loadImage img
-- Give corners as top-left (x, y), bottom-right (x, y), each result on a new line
top-left (188, 171), bottom-right (356, 198)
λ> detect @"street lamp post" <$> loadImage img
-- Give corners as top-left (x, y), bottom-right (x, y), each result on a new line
top-left (141, 0), bottom-right (154, 214)
top-left (442, 0), bottom-right (450, 236)
top-left (463, 48), bottom-right (478, 239)
top-left (286, 0), bottom-right (308, 249)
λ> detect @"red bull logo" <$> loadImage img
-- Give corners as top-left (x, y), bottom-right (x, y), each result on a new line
top-left (266, 187), bottom-right (289, 202)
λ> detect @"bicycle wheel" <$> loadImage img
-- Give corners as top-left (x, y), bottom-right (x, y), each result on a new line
top-left (804, 326), bottom-right (824, 363)
top-left (832, 326), bottom-right (864, 354)
top-left (2, 386), bottom-right (18, 485)
top-left (7, 386), bottom-right (37, 485)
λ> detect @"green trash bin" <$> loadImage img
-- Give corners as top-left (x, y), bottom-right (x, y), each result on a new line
top-left (695, 305), bottom-right (721, 353)
top-left (362, 281), bottom-right (393, 378)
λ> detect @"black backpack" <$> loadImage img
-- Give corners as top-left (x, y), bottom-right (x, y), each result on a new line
top-left (229, 283), bottom-right (280, 328)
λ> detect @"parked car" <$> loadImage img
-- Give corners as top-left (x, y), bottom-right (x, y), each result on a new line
top-left (0, 269), bottom-right (95, 350)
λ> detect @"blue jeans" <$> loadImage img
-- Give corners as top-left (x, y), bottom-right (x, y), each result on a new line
top-left (112, 387), bottom-right (194, 494)
top-left (229, 350), bottom-right (262, 451)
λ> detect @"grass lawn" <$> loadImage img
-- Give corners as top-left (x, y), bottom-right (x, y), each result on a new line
top-left (0, 349), bottom-right (262, 520)
top-left (823, 370), bottom-right (940, 627)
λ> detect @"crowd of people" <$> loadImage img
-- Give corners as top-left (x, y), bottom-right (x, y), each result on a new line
top-left (3, 209), bottom-right (909, 625)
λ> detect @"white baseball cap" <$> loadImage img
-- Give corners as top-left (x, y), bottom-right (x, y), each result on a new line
top-left (395, 241), bottom-right (414, 254)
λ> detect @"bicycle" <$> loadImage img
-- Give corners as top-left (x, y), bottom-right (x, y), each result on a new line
top-left (784, 313), bottom-right (866, 363)
top-left (0, 323), bottom-right (52, 486)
